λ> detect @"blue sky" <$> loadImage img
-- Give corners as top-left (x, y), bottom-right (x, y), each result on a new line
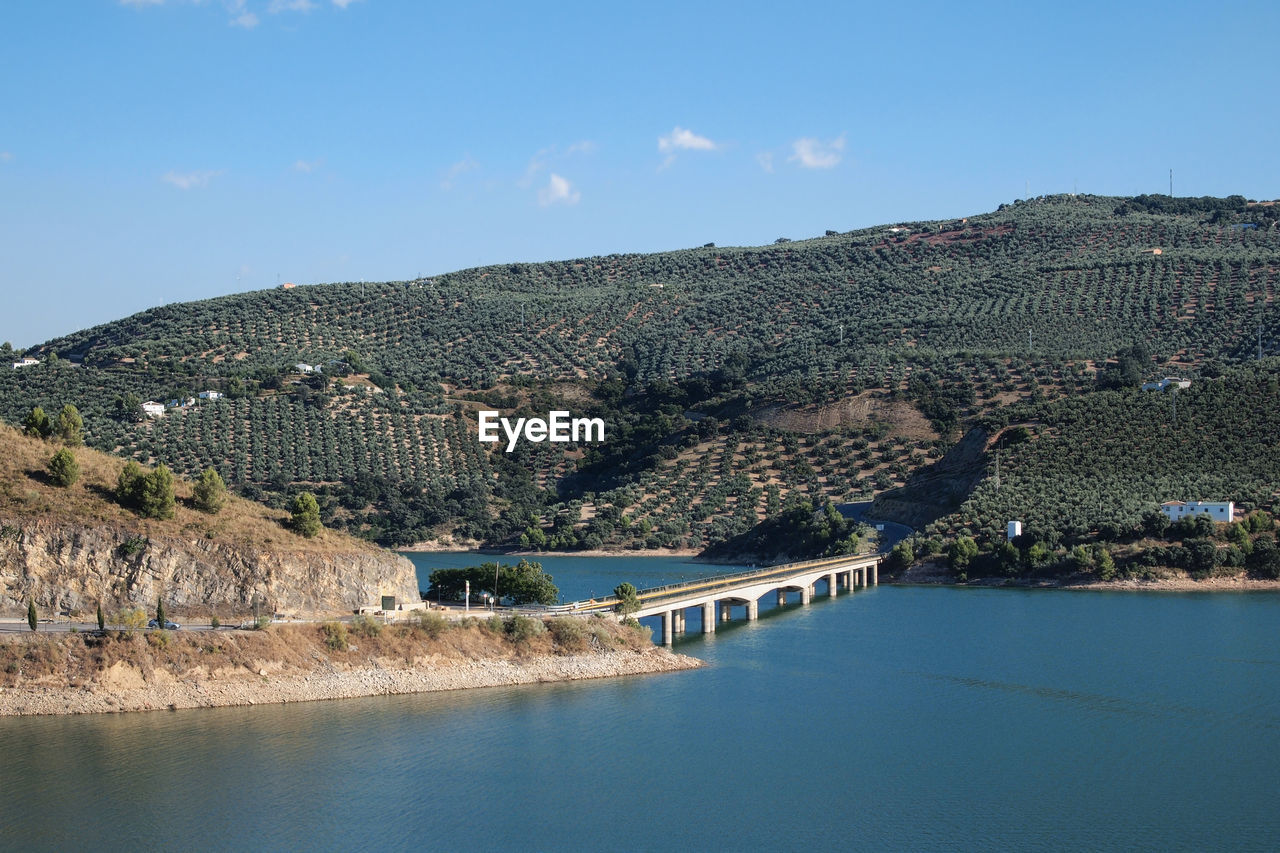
top-left (2, 0), bottom-right (1277, 347)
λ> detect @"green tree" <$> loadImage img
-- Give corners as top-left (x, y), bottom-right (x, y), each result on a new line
top-left (613, 582), bottom-right (640, 615)
top-left (97, 601), bottom-right (105, 632)
top-left (156, 597), bottom-right (166, 628)
top-left (53, 404), bottom-right (83, 446)
top-left (117, 461), bottom-right (145, 507)
top-left (138, 464), bottom-right (176, 519)
top-left (116, 607), bottom-right (147, 637)
top-left (114, 393), bottom-right (144, 423)
top-left (22, 406), bottom-right (52, 439)
top-left (47, 448), bottom-right (80, 487)
top-left (290, 491), bottom-right (322, 537)
top-left (192, 468), bottom-right (227, 514)
top-left (948, 536), bottom-right (978, 571)
top-left (27, 599), bottom-right (37, 632)
top-left (887, 541), bottom-right (914, 572)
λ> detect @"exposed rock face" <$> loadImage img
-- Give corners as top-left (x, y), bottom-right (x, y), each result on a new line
top-left (0, 518), bottom-right (419, 615)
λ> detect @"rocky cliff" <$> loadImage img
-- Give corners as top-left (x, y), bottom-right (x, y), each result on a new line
top-left (0, 517), bottom-right (420, 616)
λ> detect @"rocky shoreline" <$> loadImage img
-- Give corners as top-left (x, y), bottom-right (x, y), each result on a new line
top-left (0, 645), bottom-right (702, 716)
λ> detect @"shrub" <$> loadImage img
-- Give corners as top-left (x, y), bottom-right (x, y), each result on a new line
top-left (507, 615), bottom-right (546, 645)
top-left (192, 468), bottom-right (227, 514)
top-left (210, 614), bottom-right (221, 629)
top-left (321, 621), bottom-right (349, 651)
top-left (351, 613), bottom-right (382, 638)
top-left (253, 615), bottom-right (271, 630)
top-left (290, 492), bottom-right (322, 538)
top-left (47, 448), bottom-right (80, 487)
top-left (147, 630), bottom-right (170, 649)
top-left (548, 618), bottom-right (588, 652)
top-left (115, 607), bottom-right (147, 637)
top-left (413, 610), bottom-right (448, 639)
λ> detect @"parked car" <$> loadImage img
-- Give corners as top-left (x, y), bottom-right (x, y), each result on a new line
top-left (147, 619), bottom-right (181, 630)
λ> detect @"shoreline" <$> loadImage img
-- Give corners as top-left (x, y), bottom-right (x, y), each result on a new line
top-left (398, 544), bottom-right (706, 559)
top-left (0, 646), bottom-right (702, 717)
top-left (887, 563), bottom-right (1280, 592)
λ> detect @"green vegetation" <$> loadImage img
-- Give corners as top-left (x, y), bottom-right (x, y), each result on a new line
top-left (426, 559), bottom-right (559, 605)
top-left (4, 194), bottom-right (1279, 563)
top-left (116, 461), bottom-right (176, 519)
top-left (290, 492), bottom-right (322, 538)
top-left (192, 467), bottom-right (227, 514)
top-left (27, 600), bottom-right (36, 632)
top-left (53, 404), bottom-right (83, 446)
top-left (47, 448), bottom-right (79, 487)
top-left (613, 582), bottom-right (639, 615)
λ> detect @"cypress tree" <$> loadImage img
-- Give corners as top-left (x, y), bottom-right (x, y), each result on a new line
top-left (27, 599), bottom-right (37, 632)
top-left (97, 601), bottom-right (105, 631)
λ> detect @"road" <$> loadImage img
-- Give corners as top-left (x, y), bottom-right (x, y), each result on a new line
top-left (837, 501), bottom-right (914, 552)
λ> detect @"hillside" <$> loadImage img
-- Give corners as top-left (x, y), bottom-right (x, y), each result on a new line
top-left (3, 193), bottom-right (1279, 555)
top-left (0, 425), bottom-right (418, 616)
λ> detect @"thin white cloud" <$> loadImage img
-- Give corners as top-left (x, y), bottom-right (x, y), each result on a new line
top-left (538, 173), bottom-right (580, 207)
top-left (268, 0), bottom-right (316, 12)
top-left (332, 0), bottom-right (363, 7)
top-left (293, 157), bottom-right (324, 173)
top-left (658, 127), bottom-right (716, 154)
top-left (120, 0), bottom-right (166, 6)
top-left (789, 134), bottom-right (846, 169)
top-left (230, 10), bottom-right (259, 27)
top-left (519, 141), bottom-right (592, 189)
top-left (0, 152), bottom-right (12, 163)
top-left (162, 169), bottom-right (223, 190)
top-left (441, 156), bottom-right (479, 190)
top-left (756, 152), bottom-right (774, 173)
top-left (657, 126), bottom-right (717, 169)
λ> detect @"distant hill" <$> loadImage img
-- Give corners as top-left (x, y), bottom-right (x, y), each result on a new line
top-left (3, 194), bottom-right (1278, 555)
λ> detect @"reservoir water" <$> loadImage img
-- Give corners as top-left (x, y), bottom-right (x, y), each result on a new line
top-left (2, 553), bottom-right (1279, 851)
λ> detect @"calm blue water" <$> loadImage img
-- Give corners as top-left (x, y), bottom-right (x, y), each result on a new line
top-left (2, 554), bottom-right (1279, 852)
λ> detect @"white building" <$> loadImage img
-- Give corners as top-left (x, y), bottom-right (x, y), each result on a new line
top-left (1141, 377), bottom-right (1192, 392)
top-left (198, 390), bottom-right (224, 400)
top-left (1160, 500), bottom-right (1234, 523)
top-left (1007, 520), bottom-right (1023, 540)
top-left (11, 358), bottom-right (39, 370)
top-left (295, 363), bottom-right (316, 374)
top-left (142, 401), bottom-right (167, 419)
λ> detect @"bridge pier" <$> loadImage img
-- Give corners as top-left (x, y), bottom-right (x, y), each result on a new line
top-left (871, 562), bottom-right (878, 585)
top-left (777, 590), bottom-right (787, 606)
top-left (661, 611), bottom-right (673, 646)
top-left (827, 573), bottom-right (837, 597)
top-left (720, 603), bottom-right (732, 622)
top-left (674, 609), bottom-right (685, 634)
top-left (702, 601), bottom-right (715, 634)
top-left (747, 600), bottom-right (758, 621)
top-left (800, 586), bottom-right (811, 605)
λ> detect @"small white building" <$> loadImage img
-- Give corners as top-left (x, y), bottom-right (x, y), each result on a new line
top-left (1141, 377), bottom-right (1192, 392)
top-left (1007, 520), bottom-right (1023, 540)
top-left (1160, 500), bottom-right (1234, 523)
top-left (11, 358), bottom-right (39, 370)
top-left (295, 363), bottom-right (316, 374)
top-left (142, 401), bottom-right (167, 419)
top-left (198, 390), bottom-right (224, 400)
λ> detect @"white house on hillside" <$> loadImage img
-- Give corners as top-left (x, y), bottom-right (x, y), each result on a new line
top-left (142, 401), bottom-right (167, 419)
top-left (11, 358), bottom-right (39, 370)
top-left (295, 363), bottom-right (316, 374)
top-left (1142, 377), bottom-right (1192, 392)
top-left (1160, 500), bottom-right (1234, 523)
top-left (199, 390), bottom-right (224, 400)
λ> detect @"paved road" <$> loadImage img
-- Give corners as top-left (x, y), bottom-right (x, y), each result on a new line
top-left (837, 501), bottom-right (914, 552)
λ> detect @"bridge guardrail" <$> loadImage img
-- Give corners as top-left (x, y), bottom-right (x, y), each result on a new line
top-left (568, 552), bottom-right (880, 612)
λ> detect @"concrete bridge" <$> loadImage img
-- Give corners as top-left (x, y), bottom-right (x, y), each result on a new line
top-left (571, 553), bottom-right (880, 645)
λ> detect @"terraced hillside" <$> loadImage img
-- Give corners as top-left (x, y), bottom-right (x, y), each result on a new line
top-left (3, 194), bottom-right (1278, 553)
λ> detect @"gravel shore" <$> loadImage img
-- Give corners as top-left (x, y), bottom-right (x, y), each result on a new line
top-left (0, 646), bottom-right (703, 716)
